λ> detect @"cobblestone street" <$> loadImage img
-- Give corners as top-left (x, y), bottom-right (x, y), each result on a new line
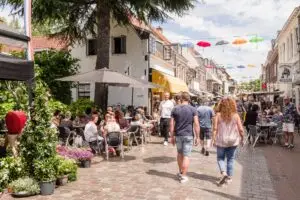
top-left (2, 137), bottom-right (278, 200)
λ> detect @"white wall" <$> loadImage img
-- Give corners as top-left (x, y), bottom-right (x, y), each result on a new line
top-left (70, 22), bottom-right (149, 107)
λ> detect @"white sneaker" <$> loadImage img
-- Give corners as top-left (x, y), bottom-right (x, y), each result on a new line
top-left (177, 173), bottom-right (182, 180)
top-left (163, 141), bottom-right (168, 146)
top-left (180, 176), bottom-right (188, 183)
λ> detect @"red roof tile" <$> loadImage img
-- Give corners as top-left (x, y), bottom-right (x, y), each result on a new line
top-left (150, 27), bottom-right (171, 44)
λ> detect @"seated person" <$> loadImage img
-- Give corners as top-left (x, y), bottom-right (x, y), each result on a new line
top-left (103, 116), bottom-right (121, 155)
top-left (130, 114), bottom-right (143, 126)
top-left (272, 106), bottom-right (283, 126)
top-left (118, 112), bottom-right (129, 129)
top-left (60, 111), bottom-right (73, 128)
top-left (84, 113), bottom-right (104, 153)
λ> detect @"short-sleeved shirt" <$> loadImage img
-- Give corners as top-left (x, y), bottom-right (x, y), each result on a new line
top-left (283, 103), bottom-right (297, 123)
top-left (171, 104), bottom-right (197, 137)
top-left (197, 106), bottom-right (215, 129)
top-left (159, 100), bottom-right (175, 118)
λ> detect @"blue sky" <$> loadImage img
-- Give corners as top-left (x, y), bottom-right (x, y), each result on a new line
top-left (155, 0), bottom-right (300, 82)
top-left (1, 0), bottom-right (300, 82)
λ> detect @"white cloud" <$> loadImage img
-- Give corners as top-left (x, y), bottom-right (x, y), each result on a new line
top-left (163, 0), bottom-right (299, 81)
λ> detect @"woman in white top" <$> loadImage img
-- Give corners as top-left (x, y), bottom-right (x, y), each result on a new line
top-left (212, 97), bottom-right (244, 185)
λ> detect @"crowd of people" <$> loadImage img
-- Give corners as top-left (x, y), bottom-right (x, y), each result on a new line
top-left (49, 92), bottom-right (298, 186)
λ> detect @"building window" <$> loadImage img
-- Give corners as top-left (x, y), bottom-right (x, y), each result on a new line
top-left (78, 83), bottom-right (90, 99)
top-left (149, 37), bottom-right (156, 53)
top-left (87, 39), bottom-right (97, 56)
top-left (283, 43), bottom-right (286, 62)
top-left (112, 36), bottom-right (126, 54)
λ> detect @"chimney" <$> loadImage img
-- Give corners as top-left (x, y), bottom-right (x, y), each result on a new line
top-left (156, 26), bottom-right (163, 34)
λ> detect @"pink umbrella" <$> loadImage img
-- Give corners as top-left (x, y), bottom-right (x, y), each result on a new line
top-left (197, 41), bottom-right (211, 51)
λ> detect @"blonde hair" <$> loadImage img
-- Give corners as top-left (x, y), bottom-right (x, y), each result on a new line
top-left (218, 97), bottom-right (237, 123)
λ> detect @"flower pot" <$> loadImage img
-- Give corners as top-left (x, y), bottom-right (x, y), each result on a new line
top-left (81, 160), bottom-right (91, 168)
top-left (39, 181), bottom-right (55, 196)
top-left (56, 175), bottom-right (68, 186)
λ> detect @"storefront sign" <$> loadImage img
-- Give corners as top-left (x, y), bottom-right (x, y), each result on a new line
top-left (278, 64), bottom-right (292, 83)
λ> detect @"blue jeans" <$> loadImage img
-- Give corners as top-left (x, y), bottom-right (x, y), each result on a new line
top-left (217, 146), bottom-right (237, 177)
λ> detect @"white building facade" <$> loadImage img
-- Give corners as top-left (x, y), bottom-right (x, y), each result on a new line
top-left (277, 7), bottom-right (300, 105)
top-left (70, 20), bottom-right (150, 107)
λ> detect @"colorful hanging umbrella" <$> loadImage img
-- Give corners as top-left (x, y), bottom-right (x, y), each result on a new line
top-left (197, 41), bottom-right (211, 47)
top-left (181, 42), bottom-right (194, 48)
top-left (237, 65), bottom-right (246, 69)
top-left (205, 65), bottom-right (214, 69)
top-left (216, 64), bottom-right (225, 68)
top-left (197, 41), bottom-right (211, 52)
top-left (215, 40), bottom-right (229, 46)
top-left (226, 64), bottom-right (234, 69)
top-left (215, 40), bottom-right (229, 52)
top-left (249, 36), bottom-right (264, 43)
top-left (232, 38), bottom-right (247, 45)
top-left (247, 64), bottom-right (256, 68)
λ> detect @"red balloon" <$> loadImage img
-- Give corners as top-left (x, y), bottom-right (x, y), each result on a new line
top-left (5, 111), bottom-right (27, 134)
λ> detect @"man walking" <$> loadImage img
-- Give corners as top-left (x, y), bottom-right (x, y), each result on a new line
top-left (197, 102), bottom-right (215, 156)
top-left (159, 92), bottom-right (175, 146)
top-left (170, 92), bottom-right (200, 183)
top-left (282, 96), bottom-right (297, 148)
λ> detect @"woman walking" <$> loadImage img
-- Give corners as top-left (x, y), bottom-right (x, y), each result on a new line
top-left (212, 97), bottom-right (244, 185)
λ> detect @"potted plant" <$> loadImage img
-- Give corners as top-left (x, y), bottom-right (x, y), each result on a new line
top-left (34, 158), bottom-right (58, 196)
top-left (9, 177), bottom-right (40, 197)
top-left (56, 156), bottom-right (77, 186)
top-left (74, 149), bottom-right (93, 168)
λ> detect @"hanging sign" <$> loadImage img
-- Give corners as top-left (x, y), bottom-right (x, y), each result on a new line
top-left (278, 64), bottom-right (292, 83)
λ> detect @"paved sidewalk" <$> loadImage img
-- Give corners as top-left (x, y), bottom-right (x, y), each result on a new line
top-left (263, 134), bottom-right (300, 200)
top-left (2, 137), bottom-right (277, 200)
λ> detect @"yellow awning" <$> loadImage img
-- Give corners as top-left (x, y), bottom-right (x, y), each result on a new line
top-left (152, 70), bottom-right (188, 93)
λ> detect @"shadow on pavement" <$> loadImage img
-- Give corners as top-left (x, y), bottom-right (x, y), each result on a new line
top-left (200, 188), bottom-right (244, 200)
top-left (146, 170), bottom-right (218, 184)
top-left (146, 169), bottom-right (177, 180)
top-left (143, 156), bottom-right (176, 164)
top-left (106, 155), bottom-right (136, 162)
top-left (187, 172), bottom-right (218, 183)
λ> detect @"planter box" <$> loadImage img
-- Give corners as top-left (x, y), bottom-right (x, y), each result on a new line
top-left (40, 181), bottom-right (55, 196)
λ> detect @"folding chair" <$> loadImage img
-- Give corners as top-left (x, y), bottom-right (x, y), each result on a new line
top-left (127, 125), bottom-right (141, 147)
top-left (248, 125), bottom-right (267, 148)
top-left (58, 126), bottom-right (74, 146)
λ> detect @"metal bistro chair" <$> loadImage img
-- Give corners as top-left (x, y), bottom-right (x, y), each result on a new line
top-left (104, 131), bottom-right (124, 160)
top-left (271, 123), bottom-right (283, 145)
top-left (58, 126), bottom-right (74, 146)
top-left (248, 125), bottom-right (267, 148)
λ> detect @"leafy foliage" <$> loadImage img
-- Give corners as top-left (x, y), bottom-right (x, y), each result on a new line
top-left (0, 157), bottom-right (27, 191)
top-left (34, 50), bottom-right (79, 105)
top-left (33, 157), bottom-right (59, 182)
top-left (48, 99), bottom-right (69, 114)
top-left (69, 98), bottom-right (94, 116)
top-left (9, 177), bottom-right (40, 194)
top-left (19, 71), bottom-right (58, 177)
top-left (56, 156), bottom-right (77, 178)
top-left (239, 79), bottom-right (261, 92)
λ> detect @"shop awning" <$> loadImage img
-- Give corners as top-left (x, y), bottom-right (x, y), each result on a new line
top-left (152, 70), bottom-right (188, 93)
top-left (0, 54), bottom-right (34, 81)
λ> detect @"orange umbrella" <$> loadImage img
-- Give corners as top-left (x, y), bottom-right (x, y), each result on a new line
top-left (232, 38), bottom-right (247, 45)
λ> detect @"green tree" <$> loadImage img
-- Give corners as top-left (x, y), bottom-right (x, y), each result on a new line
top-left (1, 0), bottom-right (195, 110)
top-left (34, 50), bottom-right (79, 104)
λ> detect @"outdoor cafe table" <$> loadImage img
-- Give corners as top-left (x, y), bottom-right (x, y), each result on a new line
top-left (257, 122), bottom-right (277, 143)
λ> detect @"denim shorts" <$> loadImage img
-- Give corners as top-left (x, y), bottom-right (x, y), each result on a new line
top-left (175, 136), bottom-right (193, 157)
top-left (200, 128), bottom-right (211, 140)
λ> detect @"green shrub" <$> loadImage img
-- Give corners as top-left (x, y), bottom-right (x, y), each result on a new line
top-left (48, 100), bottom-right (69, 114)
top-left (69, 98), bottom-right (94, 116)
top-left (0, 157), bottom-right (27, 191)
top-left (9, 177), bottom-right (40, 194)
top-left (33, 157), bottom-right (59, 182)
top-left (57, 156), bottom-right (77, 178)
